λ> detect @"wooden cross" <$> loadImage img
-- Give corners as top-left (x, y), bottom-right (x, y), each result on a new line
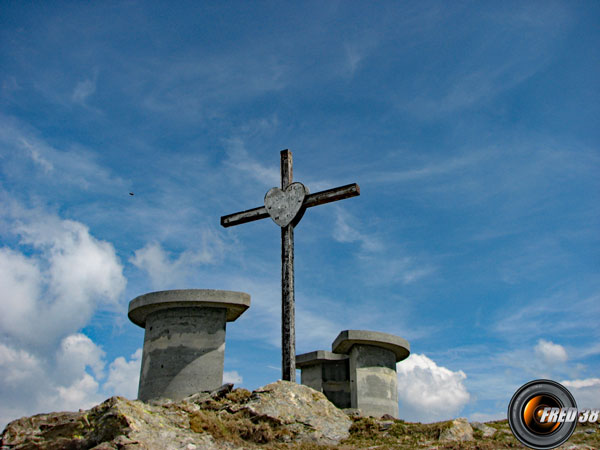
top-left (220, 149), bottom-right (360, 382)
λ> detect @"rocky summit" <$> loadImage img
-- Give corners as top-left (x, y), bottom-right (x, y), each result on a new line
top-left (0, 381), bottom-right (350, 450)
top-left (2, 381), bottom-right (599, 449)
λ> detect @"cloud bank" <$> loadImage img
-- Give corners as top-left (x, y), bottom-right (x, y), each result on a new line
top-left (0, 205), bottom-right (138, 428)
top-left (397, 354), bottom-right (470, 422)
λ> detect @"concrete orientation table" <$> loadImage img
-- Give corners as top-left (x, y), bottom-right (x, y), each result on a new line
top-left (297, 330), bottom-right (410, 418)
top-left (128, 289), bottom-right (250, 402)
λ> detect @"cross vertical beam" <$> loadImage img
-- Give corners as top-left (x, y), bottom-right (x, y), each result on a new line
top-left (280, 150), bottom-right (295, 381)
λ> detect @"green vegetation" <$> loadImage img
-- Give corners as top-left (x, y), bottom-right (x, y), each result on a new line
top-left (183, 388), bottom-right (600, 449)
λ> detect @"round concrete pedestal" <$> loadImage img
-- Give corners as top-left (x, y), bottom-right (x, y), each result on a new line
top-left (333, 330), bottom-right (410, 418)
top-left (128, 289), bottom-right (250, 402)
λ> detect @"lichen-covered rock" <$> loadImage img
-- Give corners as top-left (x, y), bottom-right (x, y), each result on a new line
top-left (0, 396), bottom-right (237, 450)
top-left (0, 409), bottom-right (89, 450)
top-left (4, 397), bottom-right (598, 449)
top-left (438, 417), bottom-right (474, 442)
top-left (1, 382), bottom-right (350, 449)
top-left (236, 380), bottom-right (352, 444)
top-left (471, 420), bottom-right (496, 437)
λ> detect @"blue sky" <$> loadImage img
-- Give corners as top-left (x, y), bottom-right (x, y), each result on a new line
top-left (1, 1), bottom-right (599, 427)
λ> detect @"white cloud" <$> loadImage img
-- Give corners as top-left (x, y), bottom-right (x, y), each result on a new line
top-left (342, 37), bottom-right (377, 77)
top-left (130, 242), bottom-right (182, 288)
top-left (0, 212), bottom-right (126, 347)
top-left (0, 118), bottom-right (126, 193)
top-left (561, 378), bottom-right (600, 410)
top-left (0, 342), bottom-right (47, 427)
top-left (397, 353), bottom-right (470, 422)
top-left (103, 349), bottom-right (142, 399)
top-left (131, 234), bottom-right (225, 290)
top-left (54, 374), bottom-right (102, 411)
top-left (0, 343), bottom-right (43, 389)
top-left (358, 253), bottom-right (434, 287)
top-left (20, 137), bottom-right (54, 172)
top-left (223, 370), bottom-right (243, 385)
top-left (0, 248), bottom-right (42, 340)
top-left (368, 152), bottom-right (486, 185)
top-left (493, 290), bottom-right (600, 344)
top-left (138, 49), bottom-right (288, 122)
top-left (18, 217), bottom-right (125, 304)
top-left (295, 308), bottom-right (341, 351)
top-left (0, 337), bottom-right (143, 429)
top-left (501, 340), bottom-right (571, 380)
top-left (0, 336), bottom-right (105, 426)
top-left (345, 46), bottom-right (363, 75)
top-left (331, 207), bottom-right (434, 287)
top-left (535, 339), bottom-right (568, 366)
top-left (0, 206), bottom-right (133, 428)
top-left (72, 78), bottom-right (96, 104)
top-left (333, 207), bottom-right (382, 253)
top-left (402, 6), bottom-right (568, 119)
top-left (223, 138), bottom-right (280, 187)
top-left (56, 334), bottom-right (106, 383)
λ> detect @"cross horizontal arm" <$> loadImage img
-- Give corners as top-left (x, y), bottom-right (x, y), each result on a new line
top-left (220, 205), bottom-right (269, 227)
top-left (303, 183), bottom-right (360, 208)
top-left (220, 183), bottom-right (360, 228)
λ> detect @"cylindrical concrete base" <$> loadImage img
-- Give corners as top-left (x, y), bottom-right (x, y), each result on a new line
top-left (139, 306), bottom-right (226, 401)
top-left (128, 289), bottom-right (250, 402)
top-left (332, 330), bottom-right (410, 418)
top-left (349, 344), bottom-right (399, 418)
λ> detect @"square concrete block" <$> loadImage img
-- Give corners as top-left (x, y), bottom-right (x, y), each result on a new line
top-left (296, 350), bottom-right (351, 408)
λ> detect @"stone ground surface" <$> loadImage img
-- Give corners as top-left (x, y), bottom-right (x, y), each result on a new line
top-left (2, 381), bottom-right (599, 449)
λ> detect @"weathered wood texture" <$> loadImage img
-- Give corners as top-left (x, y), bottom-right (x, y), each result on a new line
top-left (281, 223), bottom-right (295, 382)
top-left (281, 149), bottom-right (292, 189)
top-left (220, 183), bottom-right (360, 228)
top-left (303, 183), bottom-right (360, 207)
top-left (220, 206), bottom-right (269, 227)
top-left (219, 149), bottom-right (360, 383)
top-left (280, 150), bottom-right (296, 382)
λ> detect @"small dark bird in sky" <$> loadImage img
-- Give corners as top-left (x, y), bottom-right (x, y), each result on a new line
top-left (129, 192), bottom-right (134, 196)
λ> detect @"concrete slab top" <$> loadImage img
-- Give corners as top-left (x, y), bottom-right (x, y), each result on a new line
top-left (332, 330), bottom-right (410, 362)
top-left (296, 350), bottom-right (349, 368)
top-left (128, 289), bottom-right (250, 327)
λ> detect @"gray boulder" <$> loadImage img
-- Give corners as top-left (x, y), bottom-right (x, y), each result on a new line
top-left (235, 380), bottom-right (352, 444)
top-left (0, 396), bottom-right (232, 450)
top-left (471, 420), bottom-right (496, 438)
top-left (438, 417), bottom-right (474, 442)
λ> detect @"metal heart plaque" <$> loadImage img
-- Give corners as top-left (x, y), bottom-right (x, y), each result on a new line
top-left (264, 182), bottom-right (307, 227)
